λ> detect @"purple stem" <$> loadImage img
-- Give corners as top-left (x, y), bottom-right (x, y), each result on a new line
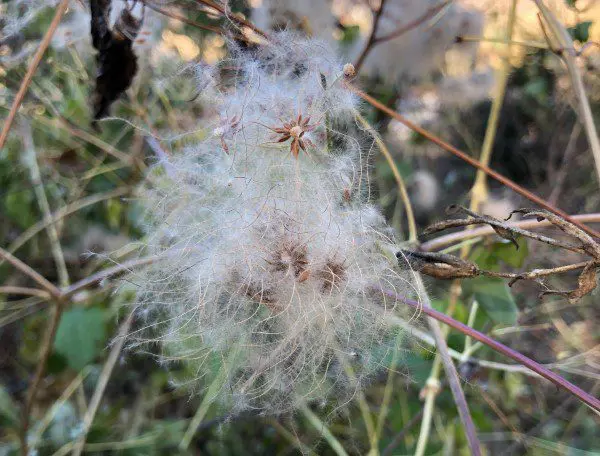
top-left (380, 288), bottom-right (600, 413)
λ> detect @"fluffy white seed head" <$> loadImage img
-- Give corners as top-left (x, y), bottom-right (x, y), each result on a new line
top-left (132, 33), bottom-right (418, 413)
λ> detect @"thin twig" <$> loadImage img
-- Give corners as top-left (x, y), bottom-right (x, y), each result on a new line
top-left (380, 288), bottom-right (600, 412)
top-left (0, 0), bottom-right (70, 151)
top-left (468, 0), bottom-right (517, 214)
top-left (382, 409), bottom-right (425, 456)
top-left (348, 84), bottom-right (600, 239)
top-left (61, 256), bottom-right (159, 298)
top-left (20, 295), bottom-right (66, 456)
top-left (71, 312), bottom-right (135, 456)
top-left (354, 1), bottom-right (452, 74)
top-left (22, 121), bottom-right (70, 288)
top-left (353, 0), bottom-right (387, 74)
top-left (389, 315), bottom-right (598, 379)
top-left (299, 402), bottom-right (349, 456)
top-left (414, 276), bottom-right (481, 456)
top-left (192, 0), bottom-right (269, 39)
top-left (421, 213), bottom-right (600, 251)
top-left (0, 247), bottom-right (61, 299)
top-left (457, 35), bottom-right (548, 50)
top-left (0, 286), bottom-right (50, 300)
top-left (374, 1), bottom-right (451, 44)
top-left (355, 111), bottom-right (417, 242)
top-left (143, 1), bottom-right (250, 43)
top-left (3, 187), bottom-right (130, 263)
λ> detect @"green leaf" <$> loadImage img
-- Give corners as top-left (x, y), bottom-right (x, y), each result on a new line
top-left (465, 277), bottom-right (518, 326)
top-left (4, 188), bottom-right (36, 229)
top-left (492, 237), bottom-right (529, 268)
top-left (106, 198), bottom-right (123, 230)
top-left (567, 21), bottom-right (592, 43)
top-left (470, 237), bottom-right (529, 270)
top-left (54, 308), bottom-right (107, 370)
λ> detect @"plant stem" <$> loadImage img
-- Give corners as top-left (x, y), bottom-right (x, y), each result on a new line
top-left (534, 0), bottom-right (600, 186)
top-left (71, 312), bottom-right (135, 456)
top-left (380, 288), bottom-right (600, 412)
top-left (0, 0), bottom-right (70, 151)
top-left (413, 277), bottom-right (481, 456)
top-left (348, 84), bottom-right (600, 239)
top-left (421, 213), bottom-right (600, 251)
top-left (353, 0), bottom-right (387, 74)
top-left (355, 112), bottom-right (417, 242)
top-left (300, 402), bottom-right (349, 456)
top-left (21, 121), bottom-right (70, 288)
top-left (20, 295), bottom-right (66, 456)
top-left (468, 0), bottom-right (517, 215)
top-left (0, 247), bottom-right (61, 299)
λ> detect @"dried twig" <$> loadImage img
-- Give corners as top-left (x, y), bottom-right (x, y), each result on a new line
top-left (425, 205), bottom-right (585, 253)
top-left (3, 187), bottom-right (130, 263)
top-left (355, 111), bottom-right (417, 242)
top-left (354, 0), bottom-right (452, 74)
top-left (192, 0), bottom-right (269, 39)
top-left (420, 213), bottom-right (600, 251)
top-left (413, 276), bottom-right (482, 456)
top-left (20, 295), bottom-right (66, 456)
top-left (353, 0), bottom-right (387, 74)
top-left (22, 121), bottom-right (70, 288)
top-left (0, 247), bottom-right (61, 299)
top-left (411, 207), bottom-right (600, 302)
top-left (0, 286), bottom-right (50, 300)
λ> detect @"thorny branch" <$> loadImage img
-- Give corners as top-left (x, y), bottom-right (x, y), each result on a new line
top-left (403, 206), bottom-right (600, 303)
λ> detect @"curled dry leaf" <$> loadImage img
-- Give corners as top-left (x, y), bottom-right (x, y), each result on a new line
top-left (90, 0), bottom-right (142, 129)
top-left (398, 250), bottom-right (480, 279)
top-left (539, 262), bottom-right (598, 303)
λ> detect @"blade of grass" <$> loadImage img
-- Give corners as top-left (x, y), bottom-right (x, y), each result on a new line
top-left (299, 402), bottom-right (349, 456)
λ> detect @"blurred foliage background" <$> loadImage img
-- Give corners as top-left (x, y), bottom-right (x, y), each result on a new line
top-left (1, 0), bottom-right (599, 454)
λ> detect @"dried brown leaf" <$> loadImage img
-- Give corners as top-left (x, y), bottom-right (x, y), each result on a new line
top-left (398, 250), bottom-right (480, 280)
top-left (539, 262), bottom-right (598, 303)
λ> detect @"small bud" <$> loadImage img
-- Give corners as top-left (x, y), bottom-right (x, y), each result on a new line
top-left (342, 63), bottom-right (356, 79)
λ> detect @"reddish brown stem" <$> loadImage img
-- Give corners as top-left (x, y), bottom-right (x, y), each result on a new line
top-left (192, 0), bottom-right (269, 39)
top-left (374, 0), bottom-right (451, 44)
top-left (0, 0), bottom-right (69, 151)
top-left (350, 85), bottom-right (600, 239)
top-left (354, 0), bottom-right (387, 74)
top-left (380, 288), bottom-right (600, 413)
